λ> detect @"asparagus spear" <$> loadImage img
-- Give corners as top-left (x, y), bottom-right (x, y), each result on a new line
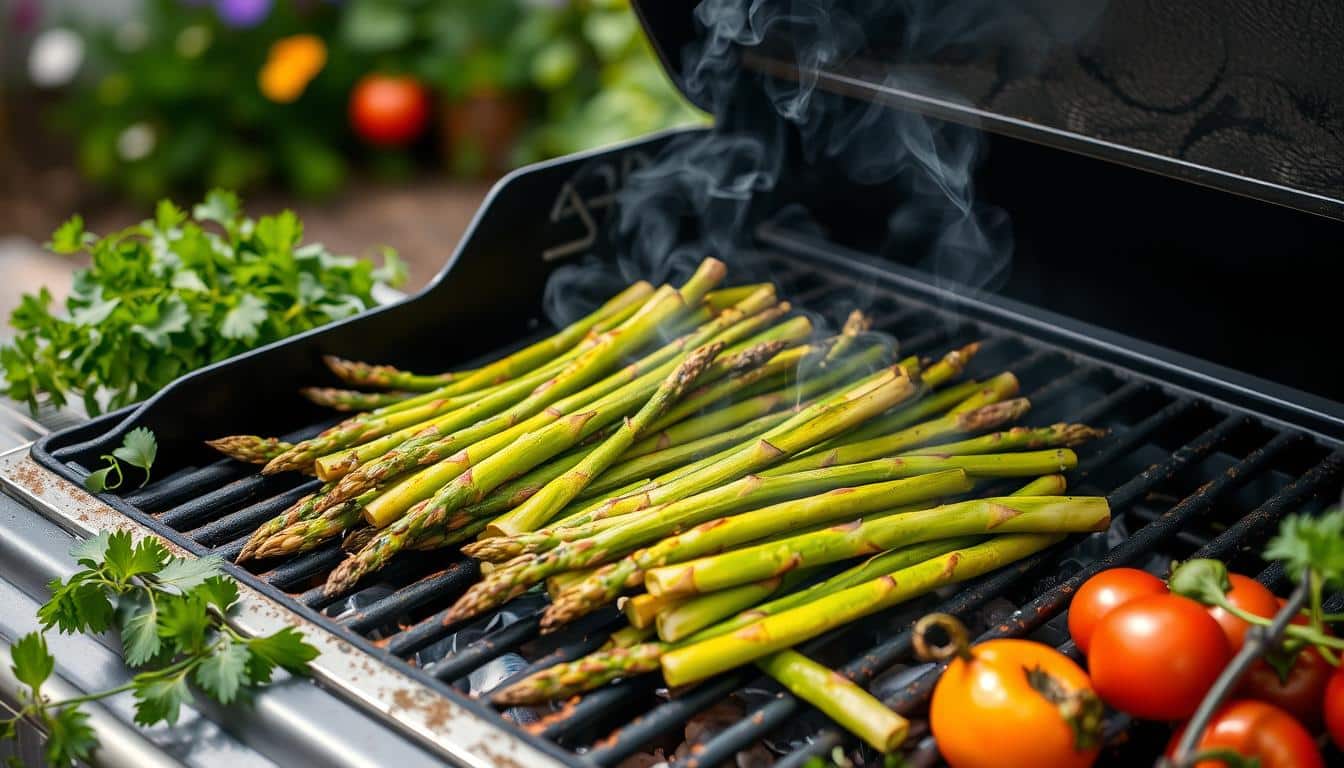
top-left (540, 468), bottom-right (983, 630)
top-left (265, 281), bottom-right (698, 475)
top-left (299, 388), bottom-right (414, 412)
top-left (905, 423), bottom-right (1105, 456)
top-left (553, 364), bottom-right (918, 534)
top-left (356, 335), bottom-right (800, 529)
top-left (248, 492), bottom-right (375, 559)
top-left (655, 569), bottom-right (814, 642)
top-left (237, 486), bottom-right (331, 562)
top-left (324, 342), bottom-right (798, 594)
top-left (643, 496), bottom-right (1110, 599)
top-left (494, 479), bottom-right (1060, 704)
top-left (658, 532), bottom-right (1069, 686)
top-left (205, 436), bottom-right (295, 466)
top-left (759, 649), bottom-right (908, 752)
top-left (323, 280), bottom-right (654, 392)
top-left (491, 537), bottom-right (976, 705)
top-left (313, 292), bottom-right (792, 506)
top-left (465, 467), bottom-right (969, 631)
top-left (624, 592), bottom-right (685, 629)
top-left (485, 342), bottom-right (726, 537)
top-left (948, 371), bottom-right (1020, 414)
top-left (760, 397), bottom-right (1031, 476)
top-left (821, 377), bottom-right (982, 447)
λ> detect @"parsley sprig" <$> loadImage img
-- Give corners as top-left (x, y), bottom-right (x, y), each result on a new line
top-left (1, 189), bottom-right (406, 416)
top-left (3, 531), bottom-right (319, 767)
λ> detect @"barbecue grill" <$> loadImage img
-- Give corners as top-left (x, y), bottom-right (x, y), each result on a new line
top-left (4, 1), bottom-right (1344, 766)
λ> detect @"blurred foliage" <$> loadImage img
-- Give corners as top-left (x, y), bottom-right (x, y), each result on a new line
top-left (38, 0), bottom-right (704, 200)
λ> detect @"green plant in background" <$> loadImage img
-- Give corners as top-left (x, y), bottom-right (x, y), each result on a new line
top-left (511, 0), bottom-right (707, 163)
top-left (0, 189), bottom-right (405, 416)
top-left (40, 0), bottom-right (702, 195)
top-left (54, 0), bottom-right (359, 200)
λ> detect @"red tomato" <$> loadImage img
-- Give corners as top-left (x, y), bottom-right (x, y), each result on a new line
top-left (1326, 667), bottom-right (1344, 751)
top-left (931, 638), bottom-right (1100, 768)
top-left (1239, 599), bottom-right (1331, 727)
top-left (1067, 567), bottom-right (1167, 655)
top-left (1206, 573), bottom-right (1279, 652)
top-left (1167, 700), bottom-right (1323, 768)
top-left (349, 74), bottom-right (430, 146)
top-left (1087, 594), bottom-right (1231, 720)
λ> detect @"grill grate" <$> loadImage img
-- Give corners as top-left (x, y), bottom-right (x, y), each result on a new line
top-left (35, 242), bottom-right (1344, 766)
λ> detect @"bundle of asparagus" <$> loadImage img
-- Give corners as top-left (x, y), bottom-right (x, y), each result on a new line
top-left (209, 258), bottom-right (1112, 752)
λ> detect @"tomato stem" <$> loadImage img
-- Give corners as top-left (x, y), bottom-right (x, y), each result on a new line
top-left (912, 612), bottom-right (972, 663)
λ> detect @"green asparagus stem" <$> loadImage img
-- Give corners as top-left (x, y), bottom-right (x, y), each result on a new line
top-left (313, 291), bottom-right (793, 512)
top-left (237, 486), bottom-right (332, 562)
top-left (491, 537), bottom-right (977, 705)
top-left (658, 533), bottom-right (1069, 686)
top-left (624, 592), bottom-right (685, 629)
top-left (485, 342), bottom-right (725, 537)
top-left (655, 569), bottom-right (815, 643)
top-left (757, 649), bottom-right (909, 752)
top-left (248, 491), bottom-right (377, 559)
top-left (904, 424), bottom-right (1105, 456)
top-left (540, 469), bottom-right (979, 631)
top-left (822, 378), bottom-right (981, 447)
top-left (761, 398), bottom-right (1031, 476)
top-left (948, 371), bottom-right (1020, 414)
top-left (322, 280), bottom-right (654, 392)
top-left (489, 468), bottom-right (973, 637)
top-left (205, 436), bottom-right (295, 466)
top-left (299, 388), bottom-right (414, 412)
top-left (644, 496), bottom-right (1110, 598)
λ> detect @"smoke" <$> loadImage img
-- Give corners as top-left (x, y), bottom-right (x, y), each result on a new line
top-left (545, 0), bottom-right (1105, 328)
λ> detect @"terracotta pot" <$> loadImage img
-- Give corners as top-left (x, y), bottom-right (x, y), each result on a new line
top-left (441, 89), bottom-right (527, 178)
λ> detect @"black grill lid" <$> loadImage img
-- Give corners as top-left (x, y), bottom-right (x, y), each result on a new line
top-left (631, 0), bottom-right (1344, 219)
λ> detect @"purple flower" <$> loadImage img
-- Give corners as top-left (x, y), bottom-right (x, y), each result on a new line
top-left (214, 0), bottom-right (273, 28)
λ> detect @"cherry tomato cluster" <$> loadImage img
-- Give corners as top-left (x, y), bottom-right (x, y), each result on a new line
top-left (1068, 567), bottom-right (1342, 768)
top-left (928, 566), bottom-right (1342, 768)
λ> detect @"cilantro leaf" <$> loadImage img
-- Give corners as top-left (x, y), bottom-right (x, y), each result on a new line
top-left (113, 427), bottom-right (158, 473)
top-left (373, 247), bottom-right (407, 288)
top-left (248, 627), bottom-right (319, 676)
top-left (1265, 510), bottom-right (1344, 590)
top-left (195, 640), bottom-right (250, 704)
top-left (157, 594), bottom-right (209, 656)
top-left (45, 706), bottom-right (97, 767)
top-left (220, 294), bottom-right (269, 343)
top-left (192, 189), bottom-right (240, 228)
top-left (69, 531), bottom-right (112, 567)
top-left (83, 460), bottom-right (121, 493)
top-left (39, 579), bottom-right (114, 635)
top-left (131, 295), bottom-right (191, 349)
top-left (103, 532), bottom-right (165, 583)
top-left (117, 591), bottom-right (161, 667)
top-left (47, 216), bottom-right (88, 255)
top-left (132, 674), bottom-right (192, 726)
top-left (155, 200), bottom-right (187, 231)
top-left (193, 575), bottom-right (239, 613)
top-left (157, 556), bottom-right (224, 592)
top-left (9, 632), bottom-right (53, 691)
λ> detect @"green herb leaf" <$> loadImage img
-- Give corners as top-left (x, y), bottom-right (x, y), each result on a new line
top-left (373, 247), bottom-right (408, 288)
top-left (193, 575), bottom-right (239, 613)
top-left (1265, 510), bottom-right (1344, 590)
top-left (83, 461), bottom-right (121, 493)
top-left (195, 640), bottom-right (250, 704)
top-left (39, 579), bottom-right (114, 635)
top-left (9, 632), bottom-right (54, 692)
top-left (220, 293), bottom-right (269, 343)
top-left (113, 427), bottom-right (158, 472)
top-left (117, 591), bottom-right (161, 667)
top-left (45, 706), bottom-right (97, 767)
top-left (193, 189), bottom-right (240, 228)
top-left (156, 556), bottom-right (224, 592)
top-left (248, 627), bottom-right (319, 676)
top-left (69, 531), bottom-right (112, 567)
top-left (157, 594), bottom-right (210, 656)
top-left (132, 674), bottom-right (192, 726)
top-left (48, 216), bottom-right (88, 255)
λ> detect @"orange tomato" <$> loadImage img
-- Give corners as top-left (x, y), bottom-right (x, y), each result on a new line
top-left (931, 638), bottom-right (1100, 768)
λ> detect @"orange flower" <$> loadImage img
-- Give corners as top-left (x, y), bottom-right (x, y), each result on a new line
top-left (259, 34), bottom-right (327, 103)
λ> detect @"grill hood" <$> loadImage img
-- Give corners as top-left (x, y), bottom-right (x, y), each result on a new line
top-left (631, 0), bottom-right (1344, 220)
